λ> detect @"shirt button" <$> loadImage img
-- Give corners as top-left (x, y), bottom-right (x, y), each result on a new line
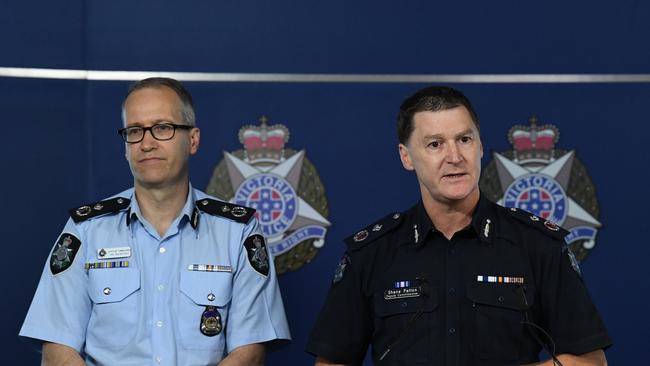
top-left (448, 288), bottom-right (455, 294)
top-left (156, 320), bottom-right (163, 327)
top-left (498, 296), bottom-right (504, 302)
top-left (158, 284), bottom-right (165, 291)
top-left (159, 247), bottom-right (166, 253)
top-left (155, 356), bottom-right (162, 363)
top-left (103, 287), bottom-right (111, 295)
top-left (449, 327), bottom-right (456, 335)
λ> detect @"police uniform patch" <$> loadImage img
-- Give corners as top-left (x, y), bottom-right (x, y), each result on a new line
top-left (50, 233), bottom-right (81, 275)
top-left (332, 254), bottom-right (350, 284)
top-left (244, 234), bottom-right (270, 276)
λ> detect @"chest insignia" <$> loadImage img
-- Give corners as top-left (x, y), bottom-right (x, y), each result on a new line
top-left (384, 280), bottom-right (421, 300)
top-left (84, 260), bottom-right (129, 270)
top-left (187, 264), bottom-right (233, 273)
top-left (97, 246), bottom-right (131, 260)
top-left (200, 306), bottom-right (222, 336)
top-left (476, 275), bottom-right (525, 284)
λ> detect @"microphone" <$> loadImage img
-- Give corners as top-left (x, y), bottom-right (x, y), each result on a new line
top-left (378, 274), bottom-right (430, 363)
top-left (516, 285), bottom-right (564, 366)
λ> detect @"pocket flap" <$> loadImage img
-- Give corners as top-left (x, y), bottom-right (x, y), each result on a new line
top-left (467, 283), bottom-right (534, 311)
top-left (180, 271), bottom-right (233, 307)
top-left (88, 267), bottom-right (140, 304)
top-left (375, 287), bottom-right (438, 317)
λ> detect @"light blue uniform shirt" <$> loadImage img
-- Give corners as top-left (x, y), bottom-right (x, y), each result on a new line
top-left (20, 186), bottom-right (290, 365)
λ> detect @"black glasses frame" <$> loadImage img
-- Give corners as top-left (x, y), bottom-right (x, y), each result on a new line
top-left (118, 122), bottom-right (193, 143)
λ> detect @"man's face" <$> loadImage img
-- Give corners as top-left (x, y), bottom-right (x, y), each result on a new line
top-left (123, 86), bottom-right (200, 189)
top-left (399, 106), bottom-right (483, 206)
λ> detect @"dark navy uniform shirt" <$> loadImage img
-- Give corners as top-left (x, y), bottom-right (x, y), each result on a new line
top-left (306, 194), bottom-right (611, 365)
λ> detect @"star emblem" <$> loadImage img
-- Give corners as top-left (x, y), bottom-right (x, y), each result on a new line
top-left (222, 150), bottom-right (331, 244)
top-left (493, 151), bottom-right (601, 230)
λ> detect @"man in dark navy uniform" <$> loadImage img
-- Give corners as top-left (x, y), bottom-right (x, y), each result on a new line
top-left (306, 86), bottom-right (611, 365)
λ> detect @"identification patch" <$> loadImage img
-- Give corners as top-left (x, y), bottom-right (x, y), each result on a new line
top-left (50, 233), bottom-right (81, 275)
top-left (244, 234), bottom-right (269, 276)
top-left (97, 246), bottom-right (131, 260)
top-left (384, 287), bottom-right (421, 300)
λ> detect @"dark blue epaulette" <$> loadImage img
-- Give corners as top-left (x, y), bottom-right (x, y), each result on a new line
top-left (69, 197), bottom-right (130, 223)
top-left (195, 198), bottom-right (256, 224)
top-left (502, 206), bottom-right (569, 240)
top-left (344, 211), bottom-right (404, 252)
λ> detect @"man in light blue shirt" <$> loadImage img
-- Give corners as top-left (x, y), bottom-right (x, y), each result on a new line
top-left (20, 77), bottom-right (290, 365)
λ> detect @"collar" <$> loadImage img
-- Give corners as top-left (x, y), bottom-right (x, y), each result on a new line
top-left (125, 185), bottom-right (199, 230)
top-left (408, 193), bottom-right (496, 247)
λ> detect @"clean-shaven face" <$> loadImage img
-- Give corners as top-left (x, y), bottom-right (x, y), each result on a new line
top-left (123, 86), bottom-right (199, 189)
top-left (399, 106), bottom-right (483, 205)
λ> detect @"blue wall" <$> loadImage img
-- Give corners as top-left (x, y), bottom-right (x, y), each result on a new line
top-left (3, 1), bottom-right (649, 364)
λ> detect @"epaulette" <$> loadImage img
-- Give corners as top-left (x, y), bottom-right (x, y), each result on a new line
top-left (69, 197), bottom-right (130, 223)
top-left (344, 211), bottom-right (404, 252)
top-left (196, 198), bottom-right (256, 224)
top-left (503, 206), bottom-right (569, 240)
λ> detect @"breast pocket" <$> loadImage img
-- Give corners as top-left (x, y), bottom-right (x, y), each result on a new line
top-left (179, 271), bottom-right (233, 351)
top-left (87, 267), bottom-right (141, 348)
top-left (372, 287), bottom-right (438, 365)
top-left (467, 283), bottom-right (535, 362)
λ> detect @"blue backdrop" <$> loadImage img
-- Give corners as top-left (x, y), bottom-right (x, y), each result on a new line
top-left (3, 1), bottom-right (649, 364)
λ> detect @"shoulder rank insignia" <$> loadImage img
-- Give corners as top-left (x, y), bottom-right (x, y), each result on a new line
top-left (244, 234), bottom-right (269, 276)
top-left (69, 197), bottom-right (130, 223)
top-left (344, 212), bottom-right (404, 251)
top-left (50, 233), bottom-right (81, 275)
top-left (196, 199), bottom-right (256, 224)
top-left (503, 206), bottom-right (569, 240)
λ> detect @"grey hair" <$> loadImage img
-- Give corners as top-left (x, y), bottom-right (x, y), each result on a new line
top-left (121, 77), bottom-right (196, 127)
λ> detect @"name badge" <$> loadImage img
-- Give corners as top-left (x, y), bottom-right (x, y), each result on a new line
top-left (384, 287), bottom-right (421, 300)
top-left (97, 246), bottom-right (131, 260)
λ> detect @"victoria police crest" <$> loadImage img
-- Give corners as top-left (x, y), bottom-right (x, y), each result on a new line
top-left (480, 116), bottom-right (602, 262)
top-left (206, 116), bottom-right (331, 274)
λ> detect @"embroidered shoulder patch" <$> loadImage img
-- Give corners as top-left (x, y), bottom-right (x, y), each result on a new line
top-left (244, 234), bottom-right (269, 276)
top-left (343, 212), bottom-right (404, 252)
top-left (564, 246), bottom-right (582, 276)
top-left (503, 206), bottom-right (569, 240)
top-left (196, 199), bottom-right (256, 224)
top-left (50, 233), bottom-right (81, 275)
top-left (69, 197), bottom-right (130, 223)
top-left (332, 254), bottom-right (350, 284)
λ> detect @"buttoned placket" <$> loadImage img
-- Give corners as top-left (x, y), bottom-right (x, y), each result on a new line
top-left (130, 214), bottom-right (184, 366)
top-left (443, 232), bottom-right (461, 365)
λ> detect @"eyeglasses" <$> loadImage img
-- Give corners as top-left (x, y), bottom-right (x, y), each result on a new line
top-left (118, 122), bottom-right (193, 143)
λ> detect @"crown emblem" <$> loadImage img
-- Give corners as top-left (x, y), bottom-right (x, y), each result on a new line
top-left (238, 116), bottom-right (290, 165)
top-left (507, 115), bottom-right (560, 163)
